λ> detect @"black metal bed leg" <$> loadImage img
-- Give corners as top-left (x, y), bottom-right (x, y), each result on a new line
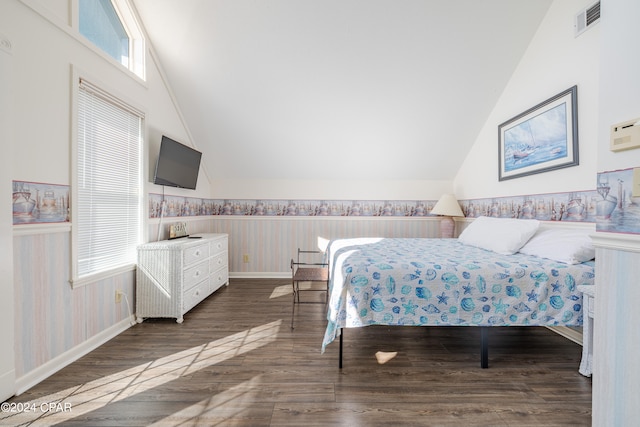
top-left (339, 329), bottom-right (343, 369)
top-left (480, 327), bottom-right (488, 369)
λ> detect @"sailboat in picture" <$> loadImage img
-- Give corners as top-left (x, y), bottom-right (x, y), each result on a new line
top-left (512, 121), bottom-right (538, 162)
top-left (596, 175), bottom-right (617, 219)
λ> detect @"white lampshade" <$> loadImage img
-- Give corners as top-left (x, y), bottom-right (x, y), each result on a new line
top-left (430, 194), bottom-right (464, 217)
top-left (430, 194), bottom-right (463, 238)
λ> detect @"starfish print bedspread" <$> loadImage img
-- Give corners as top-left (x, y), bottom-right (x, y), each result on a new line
top-left (322, 238), bottom-right (595, 352)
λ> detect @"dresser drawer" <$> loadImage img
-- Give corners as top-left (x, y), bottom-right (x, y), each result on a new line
top-left (183, 279), bottom-right (210, 313)
top-left (183, 259), bottom-right (209, 289)
top-left (211, 267), bottom-right (229, 292)
top-left (210, 251), bottom-right (228, 274)
top-left (211, 236), bottom-right (228, 255)
top-left (184, 243), bottom-right (209, 266)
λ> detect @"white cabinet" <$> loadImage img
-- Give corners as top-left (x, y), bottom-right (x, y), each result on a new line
top-left (136, 233), bottom-right (228, 323)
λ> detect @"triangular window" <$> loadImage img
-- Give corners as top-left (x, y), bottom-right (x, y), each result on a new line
top-left (79, 0), bottom-right (145, 79)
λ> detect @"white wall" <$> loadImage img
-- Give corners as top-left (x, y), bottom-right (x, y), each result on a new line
top-left (210, 178), bottom-right (453, 200)
top-left (597, 0), bottom-right (640, 171)
top-left (592, 0), bottom-right (640, 425)
top-left (454, 0), bottom-right (600, 199)
top-left (138, 1), bottom-right (553, 200)
top-left (0, 32), bottom-right (16, 401)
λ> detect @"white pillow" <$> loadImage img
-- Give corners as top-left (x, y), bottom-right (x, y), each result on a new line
top-left (458, 216), bottom-right (540, 255)
top-left (518, 228), bottom-right (595, 264)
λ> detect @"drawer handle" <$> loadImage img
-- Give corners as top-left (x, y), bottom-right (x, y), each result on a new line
top-left (195, 271), bottom-right (200, 277)
top-left (195, 250), bottom-right (200, 256)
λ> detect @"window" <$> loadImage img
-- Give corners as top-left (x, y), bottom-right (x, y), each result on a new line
top-left (80, 0), bottom-right (129, 65)
top-left (79, 0), bottom-right (145, 79)
top-left (72, 77), bottom-right (143, 286)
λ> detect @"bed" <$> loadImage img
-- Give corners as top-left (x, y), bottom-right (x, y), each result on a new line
top-left (321, 217), bottom-right (596, 369)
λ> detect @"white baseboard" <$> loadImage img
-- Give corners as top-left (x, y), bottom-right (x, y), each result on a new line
top-left (229, 272), bottom-right (290, 279)
top-left (546, 325), bottom-right (583, 345)
top-left (14, 315), bottom-right (135, 396)
top-left (0, 369), bottom-right (16, 402)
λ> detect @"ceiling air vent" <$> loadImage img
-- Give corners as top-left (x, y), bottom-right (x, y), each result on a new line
top-left (575, 1), bottom-right (601, 37)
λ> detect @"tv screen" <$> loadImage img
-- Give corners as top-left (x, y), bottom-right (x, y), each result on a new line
top-left (153, 135), bottom-right (202, 189)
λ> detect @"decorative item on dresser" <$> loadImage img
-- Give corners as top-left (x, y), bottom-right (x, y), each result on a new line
top-left (136, 233), bottom-right (229, 323)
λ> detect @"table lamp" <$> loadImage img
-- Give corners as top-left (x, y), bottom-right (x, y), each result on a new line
top-left (430, 194), bottom-right (464, 238)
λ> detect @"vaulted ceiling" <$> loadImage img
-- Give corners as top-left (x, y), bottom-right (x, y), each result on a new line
top-left (132, 0), bottom-right (553, 182)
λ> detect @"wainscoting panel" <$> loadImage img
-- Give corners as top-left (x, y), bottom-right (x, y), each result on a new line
top-left (148, 216), bottom-right (442, 276)
top-left (591, 235), bottom-right (640, 425)
top-left (13, 232), bottom-right (135, 379)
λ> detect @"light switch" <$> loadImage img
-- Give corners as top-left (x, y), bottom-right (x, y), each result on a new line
top-left (634, 168), bottom-right (640, 197)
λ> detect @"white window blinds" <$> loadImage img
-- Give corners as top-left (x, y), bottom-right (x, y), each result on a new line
top-left (76, 78), bottom-right (143, 279)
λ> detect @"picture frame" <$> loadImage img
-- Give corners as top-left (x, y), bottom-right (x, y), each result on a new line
top-left (498, 85), bottom-right (578, 181)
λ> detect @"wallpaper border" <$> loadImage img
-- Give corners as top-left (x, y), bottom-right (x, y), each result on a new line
top-left (595, 167), bottom-right (640, 234)
top-left (148, 196), bottom-right (439, 218)
top-left (12, 180), bottom-right (70, 225)
top-left (149, 190), bottom-right (599, 223)
top-left (15, 170), bottom-right (639, 234)
top-left (460, 190), bottom-right (597, 222)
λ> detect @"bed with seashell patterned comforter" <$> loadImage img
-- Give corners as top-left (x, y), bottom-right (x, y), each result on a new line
top-left (321, 237), bottom-right (595, 366)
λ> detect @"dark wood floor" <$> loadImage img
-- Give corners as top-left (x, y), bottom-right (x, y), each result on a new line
top-left (3, 279), bottom-right (592, 426)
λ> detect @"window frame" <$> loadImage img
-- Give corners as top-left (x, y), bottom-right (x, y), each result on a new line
top-left (70, 67), bottom-right (145, 288)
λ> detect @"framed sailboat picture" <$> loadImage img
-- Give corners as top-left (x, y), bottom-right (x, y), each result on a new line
top-left (498, 86), bottom-right (578, 181)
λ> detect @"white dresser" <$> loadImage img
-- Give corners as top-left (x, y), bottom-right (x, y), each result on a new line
top-left (136, 233), bottom-right (229, 323)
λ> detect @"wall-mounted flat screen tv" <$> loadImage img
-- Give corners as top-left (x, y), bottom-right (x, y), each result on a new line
top-left (153, 135), bottom-right (202, 190)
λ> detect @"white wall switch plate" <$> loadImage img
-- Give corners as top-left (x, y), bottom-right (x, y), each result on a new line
top-left (610, 118), bottom-right (640, 152)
